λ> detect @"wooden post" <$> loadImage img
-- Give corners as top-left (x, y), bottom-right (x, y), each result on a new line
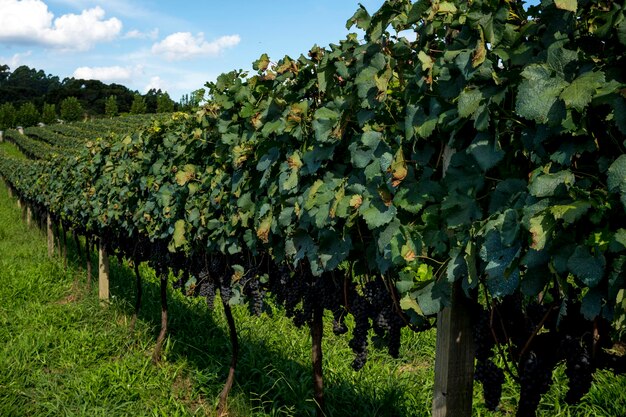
top-left (98, 240), bottom-right (110, 303)
top-left (6, 185), bottom-right (11, 198)
top-left (311, 305), bottom-right (325, 417)
top-left (432, 282), bottom-right (475, 417)
top-left (26, 205), bottom-right (33, 228)
top-left (86, 236), bottom-right (93, 291)
top-left (47, 213), bottom-right (54, 258)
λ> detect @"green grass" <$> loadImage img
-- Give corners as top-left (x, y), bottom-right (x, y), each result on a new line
top-left (0, 141), bottom-right (28, 160)
top-left (0, 179), bottom-right (624, 417)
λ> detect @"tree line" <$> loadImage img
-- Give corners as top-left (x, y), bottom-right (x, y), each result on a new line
top-left (0, 64), bottom-right (177, 129)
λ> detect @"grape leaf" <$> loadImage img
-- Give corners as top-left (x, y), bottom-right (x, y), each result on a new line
top-left (172, 219), bottom-right (187, 249)
top-left (560, 71), bottom-right (605, 112)
top-left (529, 170), bottom-right (575, 198)
top-left (480, 231), bottom-right (521, 298)
top-left (555, 0), bottom-right (577, 12)
top-left (607, 155), bottom-right (626, 209)
top-left (567, 246), bottom-right (606, 287)
top-left (581, 287), bottom-right (603, 320)
top-left (516, 64), bottom-right (568, 123)
top-left (458, 88), bottom-right (482, 118)
top-left (359, 198), bottom-right (397, 229)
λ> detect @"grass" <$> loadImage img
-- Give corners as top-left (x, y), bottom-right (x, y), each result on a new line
top-left (0, 141), bottom-right (28, 159)
top-left (0, 178), bottom-right (624, 417)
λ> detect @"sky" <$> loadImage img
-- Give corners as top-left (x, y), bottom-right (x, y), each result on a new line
top-left (0, 0), bottom-right (388, 101)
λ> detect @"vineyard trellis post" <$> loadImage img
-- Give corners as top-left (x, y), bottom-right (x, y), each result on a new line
top-left (26, 204), bottom-right (32, 228)
top-left (432, 281), bottom-right (475, 417)
top-left (98, 239), bottom-right (110, 303)
top-left (46, 213), bottom-right (54, 258)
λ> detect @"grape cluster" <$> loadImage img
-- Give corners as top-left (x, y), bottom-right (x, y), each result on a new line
top-left (474, 359), bottom-right (505, 411)
top-left (345, 277), bottom-right (408, 369)
top-left (197, 270), bottom-right (217, 309)
top-left (517, 342), bottom-right (557, 417)
top-left (473, 297), bottom-right (611, 417)
top-left (267, 262), bottom-right (408, 370)
top-left (473, 306), bottom-right (495, 362)
top-left (243, 273), bottom-right (264, 316)
top-left (562, 336), bottom-right (593, 405)
top-left (348, 295), bottom-right (371, 370)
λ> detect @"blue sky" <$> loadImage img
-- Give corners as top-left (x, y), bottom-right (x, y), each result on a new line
top-left (0, 0), bottom-right (387, 101)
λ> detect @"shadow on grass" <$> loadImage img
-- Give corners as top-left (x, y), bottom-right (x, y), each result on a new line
top-left (54, 231), bottom-right (421, 417)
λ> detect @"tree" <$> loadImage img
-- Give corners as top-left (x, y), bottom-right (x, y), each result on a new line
top-left (16, 102), bottom-right (40, 127)
top-left (42, 103), bottom-right (57, 124)
top-left (105, 95), bottom-right (118, 117)
top-left (144, 88), bottom-right (160, 113)
top-left (130, 94), bottom-right (147, 114)
top-left (156, 92), bottom-right (175, 113)
top-left (0, 103), bottom-right (17, 129)
top-left (60, 97), bottom-right (84, 122)
top-left (178, 89), bottom-right (205, 112)
top-left (0, 64), bottom-right (10, 84)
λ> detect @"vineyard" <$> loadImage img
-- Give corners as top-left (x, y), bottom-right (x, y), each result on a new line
top-left (1, 0), bottom-right (626, 416)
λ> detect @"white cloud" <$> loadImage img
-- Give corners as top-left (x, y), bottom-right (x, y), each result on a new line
top-left (73, 65), bottom-right (141, 82)
top-left (144, 76), bottom-right (166, 92)
top-left (151, 32), bottom-right (240, 61)
top-left (0, 1), bottom-right (122, 51)
top-left (124, 28), bottom-right (158, 40)
top-left (0, 50), bottom-right (33, 68)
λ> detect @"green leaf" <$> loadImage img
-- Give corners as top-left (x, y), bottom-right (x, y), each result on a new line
top-left (394, 178), bottom-right (440, 214)
top-left (355, 66), bottom-right (379, 106)
top-left (609, 229), bottom-right (626, 252)
top-left (567, 246), bottom-right (606, 287)
top-left (528, 170), bottom-right (575, 198)
top-left (414, 280), bottom-right (449, 316)
top-left (359, 198), bottom-right (397, 229)
top-left (554, 0), bottom-right (577, 12)
top-left (480, 231), bottom-right (521, 298)
top-left (560, 71), bottom-right (605, 112)
top-left (516, 64), bottom-right (568, 123)
top-left (346, 4), bottom-right (371, 30)
top-left (396, 270), bottom-right (415, 294)
top-left (464, 241), bottom-right (478, 292)
top-left (437, 2), bottom-right (458, 14)
top-left (405, 104), bottom-right (438, 139)
top-left (417, 51), bottom-right (434, 72)
top-left (529, 214), bottom-right (556, 250)
top-left (280, 169), bottom-right (299, 191)
top-left (610, 97), bottom-right (626, 135)
top-left (175, 164), bottom-right (196, 186)
top-left (317, 230), bottom-right (351, 272)
top-left (607, 155), bottom-right (626, 209)
top-left (253, 53), bottom-right (270, 71)
top-left (581, 288), bottom-right (603, 320)
top-left (468, 134), bottom-right (504, 171)
top-left (501, 209), bottom-right (520, 247)
top-left (458, 88), bottom-right (482, 118)
top-left (172, 219), bottom-right (187, 249)
top-left (441, 192), bottom-right (481, 227)
top-left (446, 247), bottom-right (467, 283)
top-left (407, 0), bottom-right (430, 24)
top-left (312, 107), bottom-right (339, 142)
top-left (550, 201), bottom-right (591, 224)
top-left (520, 270), bottom-right (550, 297)
top-left (400, 294), bottom-right (423, 316)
